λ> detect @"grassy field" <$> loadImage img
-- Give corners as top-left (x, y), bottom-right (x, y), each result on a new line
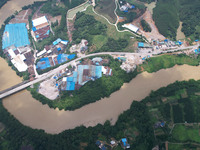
top-left (95, 0), bottom-right (117, 24)
top-left (172, 124), bottom-right (200, 143)
top-left (85, 6), bottom-right (137, 52)
top-left (139, 54), bottom-right (200, 73)
top-left (67, 2), bottom-right (90, 19)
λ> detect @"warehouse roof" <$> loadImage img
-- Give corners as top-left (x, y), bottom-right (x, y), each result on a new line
top-left (32, 16), bottom-right (48, 28)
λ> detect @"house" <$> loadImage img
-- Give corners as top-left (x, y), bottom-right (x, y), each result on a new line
top-left (32, 16), bottom-right (50, 41)
top-left (121, 138), bottom-right (130, 149)
top-left (96, 141), bottom-right (107, 150)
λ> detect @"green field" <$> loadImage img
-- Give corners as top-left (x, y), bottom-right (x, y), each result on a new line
top-left (172, 124), bottom-right (200, 143)
top-left (139, 54), bottom-right (200, 73)
top-left (95, 0), bottom-right (117, 24)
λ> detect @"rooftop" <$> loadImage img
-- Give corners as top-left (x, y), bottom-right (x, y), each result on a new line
top-left (2, 23), bottom-right (30, 49)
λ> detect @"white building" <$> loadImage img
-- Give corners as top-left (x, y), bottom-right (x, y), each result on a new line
top-left (32, 16), bottom-right (49, 30)
top-left (122, 23), bottom-right (139, 33)
top-left (8, 49), bottom-right (28, 72)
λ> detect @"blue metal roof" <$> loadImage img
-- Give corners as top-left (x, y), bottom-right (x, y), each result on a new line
top-left (2, 23), bottom-right (30, 49)
top-left (138, 42), bottom-right (144, 47)
top-left (53, 38), bottom-right (61, 45)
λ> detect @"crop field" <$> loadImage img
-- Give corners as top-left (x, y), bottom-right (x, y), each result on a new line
top-left (171, 124), bottom-right (200, 143)
top-left (95, 0), bottom-right (117, 24)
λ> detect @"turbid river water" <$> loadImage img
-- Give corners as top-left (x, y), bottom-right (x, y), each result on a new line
top-left (0, 0), bottom-right (200, 135)
top-left (2, 64), bottom-right (200, 134)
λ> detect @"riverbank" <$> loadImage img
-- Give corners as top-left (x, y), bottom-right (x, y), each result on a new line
top-left (0, 0), bottom-right (46, 26)
top-left (3, 64), bottom-right (200, 134)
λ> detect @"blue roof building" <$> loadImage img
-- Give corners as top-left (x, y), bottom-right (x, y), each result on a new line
top-left (138, 42), bottom-right (144, 48)
top-left (53, 38), bottom-right (62, 45)
top-left (2, 23), bottom-right (30, 49)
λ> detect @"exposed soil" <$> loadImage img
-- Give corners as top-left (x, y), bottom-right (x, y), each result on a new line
top-left (132, 10), bottom-right (165, 41)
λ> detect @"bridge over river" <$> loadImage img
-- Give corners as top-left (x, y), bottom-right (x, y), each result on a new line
top-left (0, 46), bottom-right (196, 99)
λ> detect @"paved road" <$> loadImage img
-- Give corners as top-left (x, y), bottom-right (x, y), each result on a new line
top-left (0, 45), bottom-right (197, 99)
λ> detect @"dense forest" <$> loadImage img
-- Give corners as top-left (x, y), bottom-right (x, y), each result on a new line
top-left (153, 0), bottom-right (200, 40)
top-left (153, 0), bottom-right (179, 40)
top-left (2, 79), bottom-right (200, 149)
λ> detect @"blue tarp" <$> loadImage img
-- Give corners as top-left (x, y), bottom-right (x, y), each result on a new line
top-left (68, 54), bottom-right (76, 60)
top-left (123, 10), bottom-right (128, 12)
top-left (138, 42), bottom-right (144, 47)
top-left (57, 54), bottom-right (67, 64)
top-left (57, 47), bottom-right (61, 51)
top-left (195, 39), bottom-right (199, 42)
top-left (95, 66), bottom-right (102, 78)
top-left (2, 23), bottom-right (30, 49)
top-left (66, 81), bottom-right (75, 90)
top-left (53, 38), bottom-right (61, 45)
top-left (122, 138), bottom-right (127, 147)
top-left (36, 57), bottom-right (51, 70)
top-left (131, 5), bottom-right (135, 9)
top-left (73, 71), bottom-right (77, 83)
top-left (67, 77), bottom-right (73, 82)
top-left (32, 27), bottom-right (36, 32)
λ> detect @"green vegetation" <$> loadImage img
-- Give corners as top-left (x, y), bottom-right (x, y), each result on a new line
top-left (0, 0), bottom-right (8, 8)
top-left (153, 0), bottom-right (179, 39)
top-left (95, 0), bottom-right (117, 24)
top-left (61, 0), bottom-right (86, 9)
top-left (73, 12), bottom-right (107, 44)
top-left (153, 0), bottom-right (200, 40)
top-left (4, 75), bottom-right (200, 149)
top-left (138, 54), bottom-right (200, 73)
top-left (40, 0), bottom-right (66, 16)
top-left (30, 55), bottom-right (138, 110)
top-left (138, 0), bottom-right (155, 3)
top-left (179, 0), bottom-right (200, 40)
top-left (141, 19), bottom-right (151, 32)
top-left (116, 0), bottom-right (146, 23)
top-left (172, 124), bottom-right (200, 143)
top-left (83, 6), bottom-right (137, 52)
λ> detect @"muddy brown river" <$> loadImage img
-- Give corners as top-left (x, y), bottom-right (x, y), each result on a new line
top-left (2, 64), bottom-right (200, 134)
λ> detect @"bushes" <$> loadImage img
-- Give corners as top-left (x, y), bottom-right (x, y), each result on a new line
top-left (141, 19), bottom-right (151, 32)
top-left (73, 12), bottom-right (107, 44)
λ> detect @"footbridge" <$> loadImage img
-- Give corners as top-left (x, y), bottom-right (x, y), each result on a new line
top-left (0, 46), bottom-right (196, 99)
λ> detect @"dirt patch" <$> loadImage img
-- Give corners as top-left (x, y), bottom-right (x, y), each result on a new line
top-left (9, 9), bottom-right (32, 24)
top-left (132, 10), bottom-right (165, 41)
top-left (38, 78), bottom-right (59, 100)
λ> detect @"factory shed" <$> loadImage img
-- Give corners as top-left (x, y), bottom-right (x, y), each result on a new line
top-left (122, 23), bottom-right (139, 33)
top-left (2, 23), bottom-right (30, 49)
top-left (32, 16), bottom-right (49, 30)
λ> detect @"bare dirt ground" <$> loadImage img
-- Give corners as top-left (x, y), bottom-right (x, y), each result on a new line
top-left (50, 15), bottom-right (62, 24)
top-left (67, 18), bottom-right (75, 42)
top-left (9, 9), bottom-right (32, 24)
top-left (0, 0), bottom-right (46, 26)
top-left (38, 79), bottom-right (59, 100)
top-left (132, 10), bottom-right (165, 41)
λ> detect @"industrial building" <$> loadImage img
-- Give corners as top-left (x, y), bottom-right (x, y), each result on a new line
top-left (2, 23), bottom-right (30, 49)
top-left (122, 23), bottom-right (139, 33)
top-left (2, 23), bottom-right (32, 72)
top-left (31, 16), bottom-right (50, 41)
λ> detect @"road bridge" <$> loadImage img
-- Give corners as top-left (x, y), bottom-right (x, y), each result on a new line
top-left (0, 46), bottom-right (197, 99)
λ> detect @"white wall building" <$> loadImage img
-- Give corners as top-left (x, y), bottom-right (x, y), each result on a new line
top-left (122, 23), bottom-right (139, 33)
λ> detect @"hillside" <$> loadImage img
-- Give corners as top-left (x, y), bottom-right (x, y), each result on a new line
top-left (153, 0), bottom-right (200, 40)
